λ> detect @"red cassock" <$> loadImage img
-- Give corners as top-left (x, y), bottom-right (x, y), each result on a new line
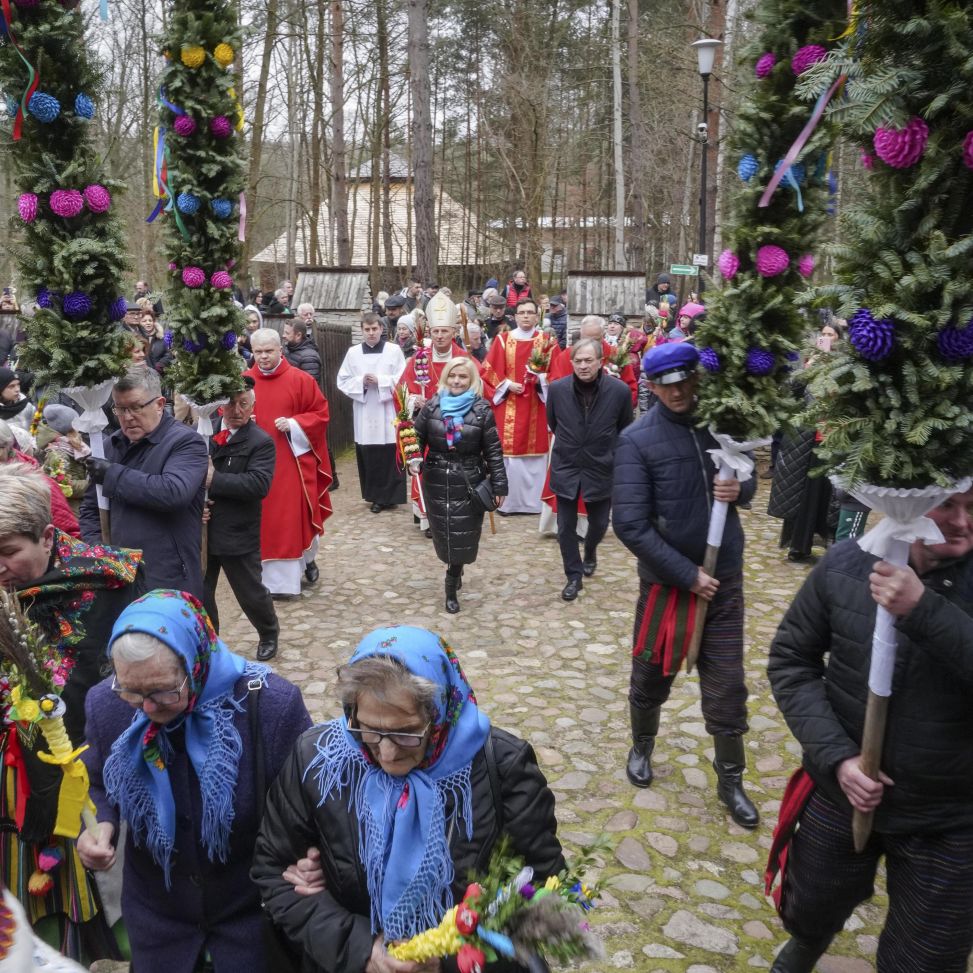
top-left (244, 358), bottom-right (333, 560)
top-left (480, 331), bottom-right (561, 457)
top-left (548, 340), bottom-right (638, 406)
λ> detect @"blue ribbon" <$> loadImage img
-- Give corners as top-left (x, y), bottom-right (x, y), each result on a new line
top-left (158, 86), bottom-right (185, 117)
top-left (99, 0), bottom-right (108, 21)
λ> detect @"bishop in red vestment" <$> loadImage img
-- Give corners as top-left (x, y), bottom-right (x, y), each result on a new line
top-left (245, 329), bottom-right (332, 595)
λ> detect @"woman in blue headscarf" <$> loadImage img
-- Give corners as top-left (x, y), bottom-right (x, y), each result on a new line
top-left (77, 589), bottom-right (311, 972)
top-left (252, 625), bottom-right (564, 973)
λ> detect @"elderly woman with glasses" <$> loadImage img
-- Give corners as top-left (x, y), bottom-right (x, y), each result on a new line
top-left (78, 589), bottom-right (312, 973)
top-left (252, 625), bottom-right (564, 973)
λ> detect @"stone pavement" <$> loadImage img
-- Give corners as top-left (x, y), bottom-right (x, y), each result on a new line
top-left (215, 453), bottom-right (887, 973)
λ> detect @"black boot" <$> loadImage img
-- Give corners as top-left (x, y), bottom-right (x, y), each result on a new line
top-left (626, 705), bottom-right (660, 787)
top-left (769, 935), bottom-right (832, 973)
top-left (445, 574), bottom-right (460, 614)
top-left (713, 735), bottom-right (759, 828)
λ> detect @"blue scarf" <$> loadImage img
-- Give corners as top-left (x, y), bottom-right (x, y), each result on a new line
top-left (306, 626), bottom-right (490, 940)
top-left (439, 390), bottom-right (476, 449)
top-left (103, 590), bottom-right (268, 886)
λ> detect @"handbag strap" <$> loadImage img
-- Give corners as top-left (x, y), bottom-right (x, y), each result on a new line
top-left (483, 731), bottom-right (503, 832)
top-left (249, 683), bottom-right (266, 819)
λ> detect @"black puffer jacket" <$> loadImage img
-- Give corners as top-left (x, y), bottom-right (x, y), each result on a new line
top-left (766, 428), bottom-right (817, 520)
top-left (284, 337), bottom-right (323, 384)
top-left (612, 402), bottom-right (756, 587)
top-left (768, 540), bottom-right (973, 833)
top-left (414, 395), bottom-right (507, 566)
top-left (251, 726), bottom-right (564, 973)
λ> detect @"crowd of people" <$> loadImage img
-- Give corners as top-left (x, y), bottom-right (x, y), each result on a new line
top-left (0, 268), bottom-right (970, 973)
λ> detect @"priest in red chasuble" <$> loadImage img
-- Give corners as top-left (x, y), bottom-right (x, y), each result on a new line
top-left (245, 328), bottom-right (332, 596)
top-left (481, 297), bottom-right (561, 513)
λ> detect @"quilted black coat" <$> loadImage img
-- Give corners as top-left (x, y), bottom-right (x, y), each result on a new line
top-left (414, 395), bottom-right (508, 566)
top-left (769, 539), bottom-right (973, 833)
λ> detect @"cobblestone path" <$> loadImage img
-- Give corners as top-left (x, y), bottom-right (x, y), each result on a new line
top-left (216, 453), bottom-right (888, 973)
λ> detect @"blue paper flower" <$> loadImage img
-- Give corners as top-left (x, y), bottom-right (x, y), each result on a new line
top-left (63, 291), bottom-right (93, 320)
top-left (74, 93), bottom-right (95, 120)
top-left (108, 296), bottom-right (128, 322)
top-left (699, 347), bottom-right (721, 372)
top-left (774, 159), bottom-right (806, 184)
top-left (745, 347), bottom-right (775, 376)
top-left (738, 154), bottom-right (759, 182)
top-left (28, 92), bottom-right (61, 124)
top-left (210, 197), bottom-right (233, 219)
top-left (849, 308), bottom-right (895, 361)
top-left (36, 287), bottom-right (54, 309)
top-left (936, 317), bottom-right (973, 362)
top-left (176, 192), bottom-right (201, 215)
top-left (183, 334), bottom-right (207, 353)
top-left (221, 329), bottom-right (238, 350)
top-left (163, 330), bottom-right (174, 349)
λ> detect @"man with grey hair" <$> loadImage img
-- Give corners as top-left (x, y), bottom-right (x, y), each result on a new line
top-left (466, 322), bottom-right (487, 363)
top-left (80, 365), bottom-right (209, 596)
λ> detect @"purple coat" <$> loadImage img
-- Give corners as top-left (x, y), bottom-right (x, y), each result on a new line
top-left (84, 673), bottom-right (311, 973)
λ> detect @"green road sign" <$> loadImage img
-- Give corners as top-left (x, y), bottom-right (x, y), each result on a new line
top-left (669, 264), bottom-right (699, 276)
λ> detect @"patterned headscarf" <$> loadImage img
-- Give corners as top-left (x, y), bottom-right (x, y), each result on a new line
top-left (102, 590), bottom-right (268, 885)
top-left (307, 626), bottom-right (490, 940)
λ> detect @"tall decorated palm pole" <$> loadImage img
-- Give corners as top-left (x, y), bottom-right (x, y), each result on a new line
top-left (684, 0), bottom-right (850, 670)
top-left (153, 0), bottom-right (247, 431)
top-left (802, 2), bottom-right (973, 850)
top-left (0, 0), bottom-right (131, 541)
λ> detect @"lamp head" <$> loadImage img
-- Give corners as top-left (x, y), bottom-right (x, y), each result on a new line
top-left (692, 37), bottom-right (723, 76)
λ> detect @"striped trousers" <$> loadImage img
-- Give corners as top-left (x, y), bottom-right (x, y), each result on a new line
top-left (628, 572), bottom-right (748, 736)
top-left (781, 790), bottom-right (973, 972)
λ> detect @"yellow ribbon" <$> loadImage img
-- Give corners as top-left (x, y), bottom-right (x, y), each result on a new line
top-left (228, 87), bottom-right (245, 131)
top-left (36, 718), bottom-right (97, 839)
top-left (832, 0), bottom-right (859, 40)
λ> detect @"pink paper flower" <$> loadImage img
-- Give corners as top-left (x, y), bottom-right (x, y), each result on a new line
top-left (182, 266), bottom-right (206, 288)
top-left (791, 44), bottom-right (827, 75)
top-left (717, 250), bottom-right (740, 279)
top-left (963, 131), bottom-right (973, 171)
top-left (173, 114), bottom-right (197, 137)
top-left (755, 52), bottom-right (777, 79)
top-left (168, 262), bottom-right (178, 271)
top-left (209, 116), bottom-right (232, 139)
top-left (797, 254), bottom-right (815, 279)
top-left (755, 245), bottom-right (790, 278)
top-left (49, 189), bottom-right (85, 218)
top-left (860, 150), bottom-right (875, 170)
top-left (873, 117), bottom-right (929, 169)
top-left (18, 193), bottom-right (38, 222)
top-left (83, 184), bottom-right (111, 213)
top-left (210, 270), bottom-right (233, 289)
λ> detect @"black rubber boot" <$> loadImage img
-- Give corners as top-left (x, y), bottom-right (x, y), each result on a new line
top-left (713, 735), bottom-right (759, 828)
top-left (769, 935), bottom-right (832, 973)
top-left (625, 705), bottom-right (661, 787)
top-left (445, 574), bottom-right (460, 614)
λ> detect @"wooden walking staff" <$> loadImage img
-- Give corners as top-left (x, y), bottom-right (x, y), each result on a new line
top-left (187, 399), bottom-right (228, 570)
top-left (64, 379), bottom-right (116, 544)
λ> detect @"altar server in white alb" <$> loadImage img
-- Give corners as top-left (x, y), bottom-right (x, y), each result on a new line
top-left (337, 311), bottom-right (407, 512)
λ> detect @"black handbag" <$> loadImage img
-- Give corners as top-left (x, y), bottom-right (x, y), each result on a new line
top-left (458, 464), bottom-right (498, 513)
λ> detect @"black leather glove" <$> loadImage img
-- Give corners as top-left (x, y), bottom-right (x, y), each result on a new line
top-left (85, 456), bottom-right (112, 485)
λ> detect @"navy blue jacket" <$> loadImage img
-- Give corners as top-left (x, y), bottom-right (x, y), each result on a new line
top-left (79, 413), bottom-right (209, 597)
top-left (612, 402), bottom-right (756, 587)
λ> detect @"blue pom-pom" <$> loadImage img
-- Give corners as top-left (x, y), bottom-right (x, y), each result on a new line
top-left (699, 347), bottom-right (721, 373)
top-left (63, 291), bottom-right (92, 320)
top-left (74, 93), bottom-right (95, 120)
top-left (210, 198), bottom-right (233, 219)
top-left (738, 154), bottom-right (759, 182)
top-left (937, 318), bottom-right (973, 362)
top-left (221, 329), bottom-right (238, 350)
top-left (108, 297), bottom-right (127, 322)
top-left (176, 192), bottom-right (201, 215)
top-left (774, 159), bottom-right (806, 185)
top-left (5, 96), bottom-right (18, 118)
top-left (849, 308), bottom-right (895, 362)
top-left (183, 334), bottom-right (207, 353)
top-left (28, 92), bottom-right (61, 124)
top-left (163, 330), bottom-right (174, 349)
top-left (745, 347), bottom-right (775, 376)
top-left (37, 287), bottom-right (53, 309)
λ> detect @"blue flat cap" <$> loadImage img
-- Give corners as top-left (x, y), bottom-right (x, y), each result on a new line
top-left (642, 342), bottom-right (699, 384)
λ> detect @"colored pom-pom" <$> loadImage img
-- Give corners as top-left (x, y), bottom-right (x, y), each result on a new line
top-left (745, 348), bottom-right (776, 376)
top-left (849, 308), bottom-right (895, 361)
top-left (62, 291), bottom-right (92, 320)
top-left (183, 335), bottom-right (207, 353)
top-left (74, 93), bottom-right (95, 119)
top-left (83, 184), bottom-right (112, 213)
top-left (462, 883), bottom-right (482, 902)
top-left (774, 159), bottom-right (806, 185)
top-left (209, 115), bottom-right (233, 139)
top-left (221, 330), bottom-right (238, 350)
top-left (214, 43), bottom-right (235, 68)
top-left (108, 297), bottom-right (127, 322)
top-left (717, 249), bottom-right (739, 279)
top-left (937, 317), bottom-right (973, 362)
top-left (172, 114), bottom-right (197, 137)
top-left (755, 52), bottom-right (777, 78)
top-left (5, 97), bottom-right (18, 118)
top-left (874, 117), bottom-right (929, 169)
top-left (176, 192), bottom-right (201, 215)
top-left (797, 254), bottom-right (815, 279)
top-left (18, 193), bottom-right (38, 223)
top-left (210, 197), bottom-right (233, 219)
top-left (163, 330), bottom-right (174, 349)
top-left (737, 154), bottom-right (759, 182)
top-left (28, 92), bottom-right (61, 123)
top-left (28, 869), bottom-right (53, 896)
top-left (963, 131), bottom-right (973, 171)
top-left (49, 189), bottom-right (85, 218)
top-left (180, 45), bottom-right (206, 69)
top-left (168, 262), bottom-right (178, 271)
top-left (860, 150), bottom-right (875, 170)
top-left (36, 288), bottom-right (54, 309)
top-left (38, 847), bottom-right (63, 872)
top-left (457, 945), bottom-right (487, 973)
top-left (791, 44), bottom-right (827, 75)
top-left (182, 266), bottom-right (206, 288)
top-left (755, 245), bottom-right (789, 278)
top-left (454, 903), bottom-right (479, 936)
top-left (211, 270), bottom-right (233, 290)
top-left (699, 347), bottom-right (721, 372)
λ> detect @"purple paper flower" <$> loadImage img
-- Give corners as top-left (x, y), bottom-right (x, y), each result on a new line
top-left (963, 131), bottom-right (973, 171)
top-left (937, 318), bottom-right (973, 361)
top-left (210, 270), bottom-right (233, 290)
top-left (49, 189), bottom-right (85, 218)
top-left (163, 330), bottom-right (174, 349)
top-left (860, 150), bottom-right (875, 170)
top-left (797, 254), bottom-right (815, 279)
top-left (717, 250), bottom-right (740, 279)
top-left (791, 44), bottom-right (827, 75)
top-left (36, 288), bottom-right (54, 309)
top-left (83, 184), bottom-right (112, 213)
top-left (755, 52), bottom-right (777, 78)
top-left (755, 245), bottom-right (789, 278)
top-left (745, 348), bottom-right (775, 376)
top-left (173, 114), bottom-right (197, 137)
top-left (182, 266), bottom-right (206, 288)
top-left (221, 330), bottom-right (239, 351)
top-left (849, 308), bottom-right (895, 361)
top-left (108, 297), bottom-right (128, 321)
top-left (17, 193), bottom-right (38, 222)
top-left (874, 117), bottom-right (929, 169)
top-left (62, 291), bottom-right (92, 320)
top-left (183, 334), bottom-right (207, 353)
top-left (699, 347), bottom-right (721, 372)
top-left (210, 115), bottom-right (233, 139)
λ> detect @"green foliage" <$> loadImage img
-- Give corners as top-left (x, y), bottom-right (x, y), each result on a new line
top-left (0, 5), bottom-right (130, 388)
top-left (157, 0), bottom-right (246, 404)
top-left (694, 0), bottom-right (849, 440)
top-left (802, 1), bottom-right (973, 487)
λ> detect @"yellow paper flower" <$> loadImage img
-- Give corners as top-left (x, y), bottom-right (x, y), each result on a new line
top-left (214, 43), bottom-right (235, 68)
top-left (16, 699), bottom-right (40, 723)
top-left (387, 906), bottom-right (464, 961)
top-left (181, 45), bottom-right (206, 69)
top-left (544, 875), bottom-right (561, 891)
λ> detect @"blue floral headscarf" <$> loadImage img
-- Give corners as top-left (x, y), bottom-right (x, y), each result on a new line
top-left (306, 626), bottom-right (491, 940)
top-left (102, 590), bottom-right (268, 885)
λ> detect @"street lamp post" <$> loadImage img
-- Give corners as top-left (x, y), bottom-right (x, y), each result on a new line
top-left (691, 37), bottom-right (722, 298)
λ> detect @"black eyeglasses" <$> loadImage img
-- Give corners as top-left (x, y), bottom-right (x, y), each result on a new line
top-left (111, 674), bottom-right (188, 707)
top-left (347, 718), bottom-right (430, 748)
top-left (111, 398), bottom-right (159, 417)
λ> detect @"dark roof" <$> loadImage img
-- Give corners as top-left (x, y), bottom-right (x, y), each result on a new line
top-left (349, 153), bottom-right (410, 181)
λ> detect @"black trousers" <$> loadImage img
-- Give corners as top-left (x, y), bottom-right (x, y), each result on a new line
top-left (204, 552), bottom-right (279, 642)
top-left (781, 790), bottom-right (973, 972)
top-left (555, 494), bottom-right (611, 581)
top-left (628, 573), bottom-right (748, 736)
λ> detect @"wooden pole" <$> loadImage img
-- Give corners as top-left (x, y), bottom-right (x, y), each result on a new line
top-left (684, 542), bottom-right (718, 672)
top-left (489, 511), bottom-right (496, 535)
top-left (852, 691), bottom-right (889, 852)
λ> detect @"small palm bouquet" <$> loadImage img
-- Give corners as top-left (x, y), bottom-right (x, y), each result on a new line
top-left (526, 331), bottom-right (557, 381)
top-left (392, 384), bottom-right (422, 469)
top-left (606, 334), bottom-right (632, 377)
top-left (388, 838), bottom-right (605, 970)
top-left (412, 316), bottom-right (431, 388)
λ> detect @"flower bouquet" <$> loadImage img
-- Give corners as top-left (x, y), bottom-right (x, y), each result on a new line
top-left (606, 334), bottom-right (632, 377)
top-left (388, 839), bottom-right (604, 970)
top-left (525, 331), bottom-right (557, 383)
top-left (392, 384), bottom-right (422, 470)
top-left (42, 452), bottom-right (74, 499)
top-left (412, 316), bottom-right (431, 391)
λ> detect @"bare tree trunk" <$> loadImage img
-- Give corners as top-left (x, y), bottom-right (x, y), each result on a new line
top-left (610, 0), bottom-right (626, 269)
top-left (285, 0), bottom-right (299, 280)
top-left (330, 0), bottom-right (351, 265)
top-left (711, 0), bottom-right (738, 260)
top-left (626, 0), bottom-right (647, 275)
top-left (376, 0), bottom-right (394, 270)
top-left (304, 0), bottom-right (326, 265)
top-left (407, 0), bottom-right (437, 286)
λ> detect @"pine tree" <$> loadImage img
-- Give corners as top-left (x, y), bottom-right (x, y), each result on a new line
top-left (156, 0), bottom-right (247, 405)
top-left (0, 3), bottom-right (130, 389)
top-left (801, 2), bottom-right (973, 488)
top-left (692, 1), bottom-right (849, 440)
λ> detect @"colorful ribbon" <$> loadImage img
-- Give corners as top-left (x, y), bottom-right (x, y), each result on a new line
top-left (0, 0), bottom-right (40, 142)
top-left (238, 191), bottom-right (247, 242)
top-left (158, 85), bottom-right (185, 117)
top-left (100, 0), bottom-right (108, 21)
top-left (2, 732), bottom-right (31, 830)
top-left (145, 126), bottom-right (190, 241)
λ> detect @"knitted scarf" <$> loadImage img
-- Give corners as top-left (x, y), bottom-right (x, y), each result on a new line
top-left (103, 590), bottom-right (268, 886)
top-left (439, 389), bottom-right (475, 449)
top-left (306, 626), bottom-right (490, 940)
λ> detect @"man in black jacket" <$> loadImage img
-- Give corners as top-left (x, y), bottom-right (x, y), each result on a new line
top-left (766, 486), bottom-right (973, 973)
top-left (612, 342), bottom-right (760, 829)
top-left (202, 381), bottom-right (280, 660)
top-left (547, 338), bottom-right (632, 601)
top-left (283, 316), bottom-right (323, 384)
